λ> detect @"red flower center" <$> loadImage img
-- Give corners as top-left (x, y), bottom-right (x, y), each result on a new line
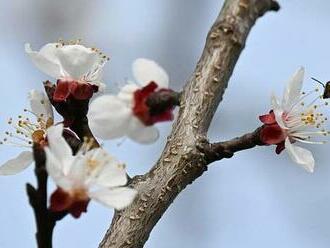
top-left (50, 187), bottom-right (90, 218)
top-left (53, 79), bottom-right (99, 102)
top-left (259, 110), bottom-right (287, 154)
top-left (132, 81), bottom-right (175, 126)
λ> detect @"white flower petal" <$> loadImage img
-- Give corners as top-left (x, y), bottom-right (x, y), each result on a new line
top-left (25, 43), bottom-right (63, 78)
top-left (28, 90), bottom-right (53, 119)
top-left (89, 187), bottom-right (137, 210)
top-left (88, 95), bottom-right (131, 139)
top-left (271, 93), bottom-right (288, 129)
top-left (55, 45), bottom-right (99, 79)
top-left (132, 58), bottom-right (169, 88)
top-left (285, 137), bottom-right (315, 173)
top-left (94, 154), bottom-right (128, 188)
top-left (127, 117), bottom-right (159, 144)
top-left (282, 67), bottom-right (305, 111)
top-left (65, 153), bottom-right (89, 187)
top-left (46, 124), bottom-right (73, 173)
top-left (0, 151), bottom-right (33, 175)
top-left (38, 43), bottom-right (61, 62)
top-left (45, 147), bottom-right (73, 190)
top-left (117, 83), bottom-right (139, 105)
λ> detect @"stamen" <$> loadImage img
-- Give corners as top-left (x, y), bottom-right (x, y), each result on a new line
top-left (2, 106), bottom-right (50, 148)
top-left (293, 138), bottom-right (326, 145)
top-left (288, 89), bottom-right (317, 114)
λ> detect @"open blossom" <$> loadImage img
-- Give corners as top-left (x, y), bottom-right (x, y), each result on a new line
top-left (0, 90), bottom-right (53, 175)
top-left (25, 40), bottom-right (109, 102)
top-left (45, 124), bottom-right (137, 218)
top-left (259, 67), bottom-right (329, 172)
top-left (88, 58), bottom-right (174, 144)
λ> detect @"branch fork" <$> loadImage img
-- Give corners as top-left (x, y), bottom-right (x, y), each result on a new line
top-left (100, 0), bottom-right (279, 247)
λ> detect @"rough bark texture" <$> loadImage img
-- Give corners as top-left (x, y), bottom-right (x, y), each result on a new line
top-left (99, 0), bottom-right (279, 247)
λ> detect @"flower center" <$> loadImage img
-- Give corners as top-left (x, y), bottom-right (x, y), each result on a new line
top-left (284, 88), bottom-right (330, 144)
top-left (1, 109), bottom-right (53, 147)
top-left (87, 159), bottom-right (99, 171)
top-left (302, 113), bottom-right (316, 125)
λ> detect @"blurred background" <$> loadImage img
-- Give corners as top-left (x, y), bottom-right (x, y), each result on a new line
top-left (1, 0), bottom-right (330, 247)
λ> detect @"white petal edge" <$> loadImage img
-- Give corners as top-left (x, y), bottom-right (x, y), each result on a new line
top-left (45, 147), bottom-right (73, 190)
top-left (46, 124), bottom-right (73, 173)
top-left (25, 43), bottom-right (63, 79)
top-left (94, 155), bottom-right (128, 188)
top-left (132, 58), bottom-right (169, 88)
top-left (0, 151), bottom-right (33, 175)
top-left (90, 187), bottom-right (138, 210)
top-left (88, 95), bottom-right (131, 139)
top-left (66, 153), bottom-right (89, 187)
top-left (127, 117), bottom-right (159, 144)
top-left (28, 90), bottom-right (53, 119)
top-left (55, 44), bottom-right (99, 79)
top-left (284, 137), bottom-right (315, 173)
top-left (117, 83), bottom-right (140, 105)
top-left (282, 67), bottom-right (305, 111)
top-left (271, 93), bottom-right (288, 130)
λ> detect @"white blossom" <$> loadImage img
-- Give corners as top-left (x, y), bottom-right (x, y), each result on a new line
top-left (260, 67), bottom-right (329, 172)
top-left (45, 124), bottom-right (137, 216)
top-left (88, 58), bottom-right (170, 144)
top-left (25, 41), bottom-right (109, 89)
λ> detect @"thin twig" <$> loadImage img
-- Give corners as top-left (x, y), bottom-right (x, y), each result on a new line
top-left (26, 144), bottom-right (67, 248)
top-left (197, 127), bottom-right (264, 164)
top-left (26, 135), bottom-right (81, 247)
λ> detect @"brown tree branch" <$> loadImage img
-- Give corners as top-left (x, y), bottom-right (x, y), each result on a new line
top-left (26, 144), bottom-right (68, 248)
top-left (197, 127), bottom-right (264, 164)
top-left (26, 134), bottom-right (81, 248)
top-left (99, 0), bottom-right (279, 247)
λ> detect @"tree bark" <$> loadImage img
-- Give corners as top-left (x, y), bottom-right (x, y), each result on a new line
top-left (99, 0), bottom-right (279, 247)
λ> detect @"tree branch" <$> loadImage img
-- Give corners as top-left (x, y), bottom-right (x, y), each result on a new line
top-left (99, 0), bottom-right (279, 247)
top-left (26, 135), bottom-right (81, 248)
top-left (197, 127), bottom-right (264, 164)
top-left (26, 144), bottom-right (68, 248)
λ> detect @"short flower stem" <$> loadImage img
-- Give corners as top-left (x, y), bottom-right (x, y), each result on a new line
top-left (146, 90), bottom-right (181, 115)
top-left (197, 127), bottom-right (265, 164)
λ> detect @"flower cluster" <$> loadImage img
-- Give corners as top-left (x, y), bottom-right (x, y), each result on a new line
top-left (0, 41), bottom-right (178, 219)
top-left (259, 67), bottom-right (329, 172)
top-left (25, 40), bottom-right (109, 102)
top-left (2, 39), bottom-right (329, 224)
